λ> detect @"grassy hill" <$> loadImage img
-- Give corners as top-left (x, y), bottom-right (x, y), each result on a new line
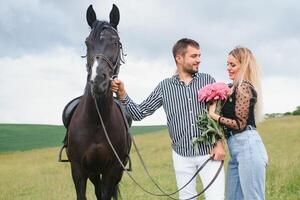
top-left (0, 124), bottom-right (167, 152)
top-left (0, 116), bottom-right (299, 199)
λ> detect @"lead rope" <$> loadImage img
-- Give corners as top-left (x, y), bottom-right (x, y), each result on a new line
top-left (132, 139), bottom-right (223, 198)
top-left (94, 98), bottom-right (223, 200)
top-left (116, 99), bottom-right (224, 198)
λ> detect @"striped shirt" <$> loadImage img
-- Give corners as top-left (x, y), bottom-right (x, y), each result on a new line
top-left (123, 73), bottom-right (216, 157)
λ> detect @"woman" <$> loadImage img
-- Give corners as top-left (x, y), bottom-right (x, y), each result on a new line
top-left (209, 46), bottom-right (268, 200)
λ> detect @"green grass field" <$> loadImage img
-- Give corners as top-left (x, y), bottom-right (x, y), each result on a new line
top-left (0, 124), bottom-right (167, 152)
top-left (0, 116), bottom-right (299, 199)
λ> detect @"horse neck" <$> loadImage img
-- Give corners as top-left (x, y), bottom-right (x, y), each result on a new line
top-left (84, 83), bottom-right (114, 116)
top-left (97, 94), bottom-right (114, 114)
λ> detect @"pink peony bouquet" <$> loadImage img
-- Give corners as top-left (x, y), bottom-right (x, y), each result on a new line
top-left (198, 82), bottom-right (231, 102)
top-left (193, 82), bottom-right (231, 146)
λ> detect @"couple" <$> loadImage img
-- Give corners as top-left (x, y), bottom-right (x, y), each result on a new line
top-left (111, 38), bottom-right (268, 200)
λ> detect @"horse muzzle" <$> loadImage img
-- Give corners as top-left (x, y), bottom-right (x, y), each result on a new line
top-left (91, 75), bottom-right (110, 96)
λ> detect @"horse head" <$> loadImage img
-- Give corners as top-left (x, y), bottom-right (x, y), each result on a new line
top-left (85, 4), bottom-right (122, 98)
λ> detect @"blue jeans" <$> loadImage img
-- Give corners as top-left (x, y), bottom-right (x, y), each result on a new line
top-left (226, 128), bottom-right (268, 200)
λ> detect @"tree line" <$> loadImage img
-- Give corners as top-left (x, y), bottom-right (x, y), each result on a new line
top-left (265, 106), bottom-right (300, 118)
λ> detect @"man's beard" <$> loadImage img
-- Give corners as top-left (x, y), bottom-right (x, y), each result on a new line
top-left (183, 66), bottom-right (198, 75)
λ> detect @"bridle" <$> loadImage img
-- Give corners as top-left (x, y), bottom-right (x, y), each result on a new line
top-left (85, 24), bottom-right (125, 84)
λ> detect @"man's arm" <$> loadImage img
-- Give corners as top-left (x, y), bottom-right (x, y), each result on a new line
top-left (111, 79), bottom-right (163, 121)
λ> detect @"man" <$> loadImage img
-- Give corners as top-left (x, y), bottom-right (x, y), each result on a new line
top-left (111, 38), bottom-right (225, 200)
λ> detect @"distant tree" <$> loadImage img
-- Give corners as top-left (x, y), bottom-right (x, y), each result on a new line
top-left (293, 110), bottom-right (300, 115)
top-left (292, 106), bottom-right (300, 115)
top-left (265, 113), bottom-right (283, 118)
top-left (265, 106), bottom-right (300, 117)
top-left (284, 112), bottom-right (292, 116)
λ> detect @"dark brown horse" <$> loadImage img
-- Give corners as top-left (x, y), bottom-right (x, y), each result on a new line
top-left (67, 4), bottom-right (131, 200)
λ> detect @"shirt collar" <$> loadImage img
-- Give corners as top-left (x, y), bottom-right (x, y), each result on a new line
top-left (172, 73), bottom-right (199, 80)
top-left (171, 73), bottom-right (199, 85)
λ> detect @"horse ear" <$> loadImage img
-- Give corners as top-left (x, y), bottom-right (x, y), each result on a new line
top-left (86, 5), bottom-right (97, 28)
top-left (109, 4), bottom-right (120, 29)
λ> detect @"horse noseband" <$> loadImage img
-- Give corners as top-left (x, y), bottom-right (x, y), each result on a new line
top-left (93, 53), bottom-right (120, 80)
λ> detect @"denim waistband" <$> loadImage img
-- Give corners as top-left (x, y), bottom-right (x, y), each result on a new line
top-left (224, 125), bottom-right (256, 139)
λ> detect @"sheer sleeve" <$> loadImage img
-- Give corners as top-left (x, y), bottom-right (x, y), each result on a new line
top-left (219, 82), bottom-right (253, 131)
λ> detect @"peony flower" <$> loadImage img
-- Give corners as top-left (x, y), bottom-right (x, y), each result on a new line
top-left (198, 82), bottom-right (231, 102)
top-left (193, 82), bottom-right (231, 147)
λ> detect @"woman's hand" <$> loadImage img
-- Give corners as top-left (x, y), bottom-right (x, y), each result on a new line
top-left (208, 102), bottom-right (216, 115)
top-left (208, 101), bottom-right (220, 121)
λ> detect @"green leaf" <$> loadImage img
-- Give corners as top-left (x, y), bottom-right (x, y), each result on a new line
top-left (194, 108), bottom-right (225, 148)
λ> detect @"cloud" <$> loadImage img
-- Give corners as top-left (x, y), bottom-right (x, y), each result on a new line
top-left (0, 0), bottom-right (90, 57)
top-left (0, 47), bottom-right (86, 124)
top-left (0, 45), bottom-right (173, 125)
top-left (263, 76), bottom-right (300, 114)
top-left (0, 0), bottom-right (300, 125)
top-left (256, 38), bottom-right (300, 78)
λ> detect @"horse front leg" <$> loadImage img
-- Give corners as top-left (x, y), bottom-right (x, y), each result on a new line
top-left (71, 162), bottom-right (88, 200)
top-left (101, 166), bottom-right (124, 200)
top-left (89, 174), bottom-right (101, 200)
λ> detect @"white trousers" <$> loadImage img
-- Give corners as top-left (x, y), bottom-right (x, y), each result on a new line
top-left (172, 150), bottom-right (225, 200)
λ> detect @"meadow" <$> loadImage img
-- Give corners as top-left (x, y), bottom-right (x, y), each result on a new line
top-left (0, 124), bottom-right (167, 152)
top-left (0, 116), bottom-right (299, 199)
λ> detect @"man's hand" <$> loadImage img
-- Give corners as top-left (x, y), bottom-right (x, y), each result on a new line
top-left (211, 141), bottom-right (226, 161)
top-left (111, 79), bottom-right (126, 100)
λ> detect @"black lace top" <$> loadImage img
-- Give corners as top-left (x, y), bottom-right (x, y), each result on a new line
top-left (219, 82), bottom-right (257, 133)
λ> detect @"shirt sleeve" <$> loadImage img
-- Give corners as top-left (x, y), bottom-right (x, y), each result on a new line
top-left (122, 83), bottom-right (163, 121)
top-left (219, 82), bottom-right (253, 130)
top-left (207, 74), bottom-right (216, 84)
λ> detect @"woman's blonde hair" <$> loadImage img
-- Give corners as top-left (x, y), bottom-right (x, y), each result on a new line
top-left (229, 46), bottom-right (263, 123)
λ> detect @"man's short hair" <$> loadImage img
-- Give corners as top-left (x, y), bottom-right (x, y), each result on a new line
top-left (172, 38), bottom-right (200, 59)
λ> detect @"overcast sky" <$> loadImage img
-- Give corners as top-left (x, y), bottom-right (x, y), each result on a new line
top-left (1, 0), bottom-right (299, 125)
